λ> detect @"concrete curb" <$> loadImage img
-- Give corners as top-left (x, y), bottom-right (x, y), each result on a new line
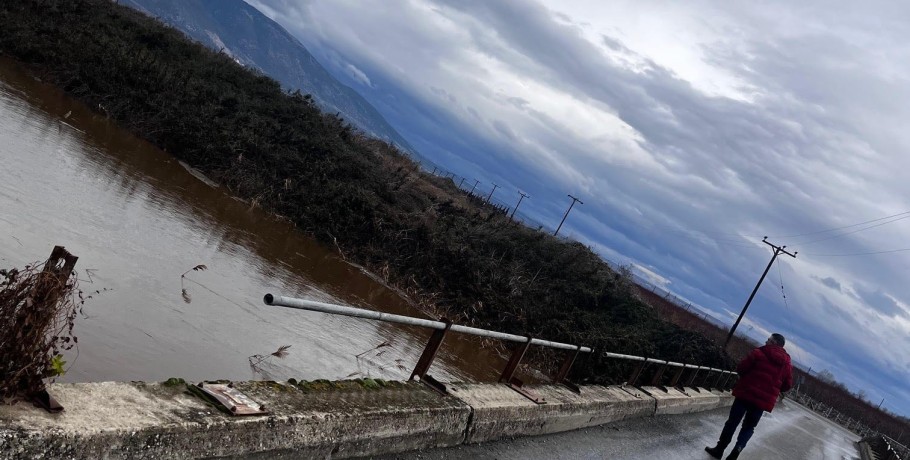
top-left (449, 383), bottom-right (656, 444)
top-left (639, 386), bottom-right (724, 415)
top-left (0, 380), bottom-right (733, 459)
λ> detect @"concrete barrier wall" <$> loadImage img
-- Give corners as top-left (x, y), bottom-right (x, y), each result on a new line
top-left (638, 386), bottom-right (723, 416)
top-left (451, 383), bottom-right (656, 443)
top-left (0, 380), bottom-right (733, 459)
top-left (0, 381), bottom-right (472, 459)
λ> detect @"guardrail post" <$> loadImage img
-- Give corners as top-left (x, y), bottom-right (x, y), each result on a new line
top-left (668, 366), bottom-right (686, 388)
top-left (698, 368), bottom-right (713, 388)
top-left (500, 336), bottom-right (547, 404)
top-left (552, 345), bottom-right (582, 392)
top-left (708, 371), bottom-right (725, 390)
top-left (685, 367), bottom-right (701, 387)
top-left (722, 373), bottom-right (736, 391)
top-left (650, 362), bottom-right (669, 388)
top-left (499, 336), bottom-right (532, 384)
top-left (627, 361), bottom-right (647, 387)
top-left (409, 319), bottom-right (452, 393)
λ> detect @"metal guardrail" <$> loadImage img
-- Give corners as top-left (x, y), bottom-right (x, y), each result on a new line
top-left (883, 437), bottom-right (905, 460)
top-left (264, 295), bottom-right (592, 352)
top-left (884, 436), bottom-right (909, 460)
top-left (264, 294), bottom-right (737, 400)
top-left (863, 435), bottom-right (906, 460)
top-left (603, 352), bottom-right (737, 390)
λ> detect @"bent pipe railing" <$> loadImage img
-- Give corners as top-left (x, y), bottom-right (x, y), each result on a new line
top-left (264, 294), bottom-right (736, 399)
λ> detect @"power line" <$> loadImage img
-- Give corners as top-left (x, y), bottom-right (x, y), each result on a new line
top-left (638, 223), bottom-right (752, 241)
top-left (766, 210), bottom-right (910, 239)
top-left (663, 213), bottom-right (910, 256)
top-left (637, 225), bottom-right (769, 251)
top-left (775, 257), bottom-right (806, 367)
top-left (642, 209), bottom-right (910, 249)
top-left (803, 247), bottom-right (910, 257)
top-left (794, 214), bottom-right (910, 246)
top-left (679, 232), bottom-right (764, 249)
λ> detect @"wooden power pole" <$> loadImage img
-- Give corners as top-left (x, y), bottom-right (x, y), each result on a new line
top-left (724, 237), bottom-right (797, 349)
top-left (554, 194), bottom-right (583, 236)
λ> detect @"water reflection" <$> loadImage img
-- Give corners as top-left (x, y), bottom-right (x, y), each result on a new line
top-left (0, 58), bottom-right (510, 385)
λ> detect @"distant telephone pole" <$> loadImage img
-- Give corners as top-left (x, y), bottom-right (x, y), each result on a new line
top-left (509, 191), bottom-right (530, 220)
top-left (724, 237), bottom-right (797, 349)
top-left (469, 180), bottom-right (480, 195)
top-left (554, 194), bottom-right (583, 236)
top-left (459, 177), bottom-right (466, 188)
top-left (486, 183), bottom-right (499, 202)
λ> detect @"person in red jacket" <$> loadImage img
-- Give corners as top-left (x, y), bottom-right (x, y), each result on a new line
top-left (705, 333), bottom-right (794, 460)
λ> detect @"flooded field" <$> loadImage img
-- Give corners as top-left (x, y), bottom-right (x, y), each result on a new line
top-left (0, 58), bottom-right (510, 385)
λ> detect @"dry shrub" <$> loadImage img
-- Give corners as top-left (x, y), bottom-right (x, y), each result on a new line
top-left (0, 257), bottom-right (82, 400)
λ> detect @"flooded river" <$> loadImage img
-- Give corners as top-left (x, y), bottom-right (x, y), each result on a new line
top-left (0, 58), bottom-right (510, 384)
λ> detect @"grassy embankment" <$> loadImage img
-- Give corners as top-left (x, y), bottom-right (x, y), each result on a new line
top-left (0, 0), bottom-right (734, 383)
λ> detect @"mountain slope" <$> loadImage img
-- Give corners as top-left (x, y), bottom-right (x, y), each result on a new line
top-left (125, 0), bottom-right (418, 154)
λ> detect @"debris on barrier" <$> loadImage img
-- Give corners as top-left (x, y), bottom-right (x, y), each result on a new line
top-left (196, 382), bottom-right (268, 416)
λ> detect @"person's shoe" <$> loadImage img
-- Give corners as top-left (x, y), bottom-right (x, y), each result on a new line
top-left (705, 445), bottom-right (724, 459)
top-left (726, 446), bottom-right (743, 460)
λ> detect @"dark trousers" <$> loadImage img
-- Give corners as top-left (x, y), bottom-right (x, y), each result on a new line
top-left (718, 398), bottom-right (764, 449)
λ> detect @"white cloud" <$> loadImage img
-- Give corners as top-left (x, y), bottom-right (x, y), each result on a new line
top-left (344, 63), bottom-right (373, 87)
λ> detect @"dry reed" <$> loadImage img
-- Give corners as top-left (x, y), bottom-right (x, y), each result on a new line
top-left (0, 259), bottom-right (82, 400)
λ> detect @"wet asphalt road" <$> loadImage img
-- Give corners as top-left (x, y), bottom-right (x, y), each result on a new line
top-left (377, 399), bottom-right (860, 460)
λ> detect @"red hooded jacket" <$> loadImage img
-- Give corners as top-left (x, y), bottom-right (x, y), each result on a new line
top-left (731, 344), bottom-right (793, 412)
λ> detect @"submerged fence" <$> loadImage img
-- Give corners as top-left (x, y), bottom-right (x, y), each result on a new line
top-left (264, 294), bottom-right (736, 400)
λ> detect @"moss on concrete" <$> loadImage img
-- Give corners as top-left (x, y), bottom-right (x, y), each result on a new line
top-left (162, 378), bottom-right (186, 388)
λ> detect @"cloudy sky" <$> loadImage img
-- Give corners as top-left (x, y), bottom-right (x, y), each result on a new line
top-left (247, 0), bottom-right (910, 416)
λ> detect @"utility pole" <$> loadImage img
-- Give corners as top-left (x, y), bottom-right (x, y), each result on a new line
top-left (469, 180), bottom-right (480, 196)
top-left (877, 398), bottom-right (884, 410)
top-left (459, 177), bottom-right (465, 188)
top-left (724, 237), bottom-right (797, 349)
top-left (431, 167), bottom-right (437, 175)
top-left (509, 191), bottom-right (529, 220)
top-left (486, 183), bottom-right (499, 202)
top-left (554, 194), bottom-right (583, 236)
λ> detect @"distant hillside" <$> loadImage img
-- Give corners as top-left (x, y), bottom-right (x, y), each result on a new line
top-left (125, 0), bottom-right (419, 156)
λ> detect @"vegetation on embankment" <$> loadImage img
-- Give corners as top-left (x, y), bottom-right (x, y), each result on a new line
top-left (0, 0), bottom-right (732, 381)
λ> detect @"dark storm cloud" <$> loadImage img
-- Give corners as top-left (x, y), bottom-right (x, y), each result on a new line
top-left (815, 276), bottom-right (843, 292)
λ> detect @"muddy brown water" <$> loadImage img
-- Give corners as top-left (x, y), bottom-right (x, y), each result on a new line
top-left (0, 58), bottom-right (514, 385)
